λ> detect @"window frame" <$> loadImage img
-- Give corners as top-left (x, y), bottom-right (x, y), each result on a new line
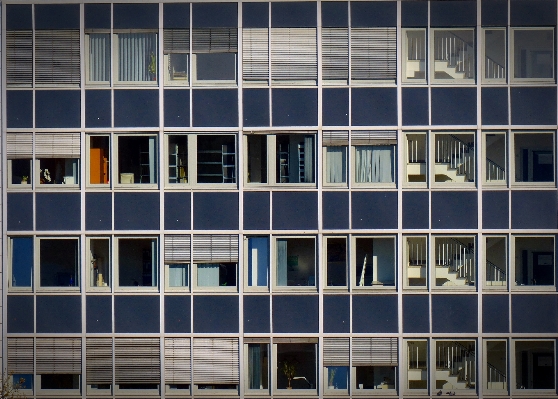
top-left (192, 53), bottom-right (238, 86)
top-left (244, 340), bottom-right (270, 395)
top-left (85, 30), bottom-right (111, 86)
top-left (114, 236), bottom-right (159, 292)
top-left (431, 235), bottom-right (476, 291)
top-left (36, 374), bottom-right (81, 396)
top-left (273, 236), bottom-right (317, 292)
top-left (482, 28), bottom-right (507, 83)
top-left (86, 236), bottom-right (111, 292)
top-left (351, 144), bottom-right (397, 188)
top-left (511, 339), bottom-right (556, 395)
top-left (510, 27), bottom-right (555, 83)
top-left (482, 339), bottom-right (508, 395)
top-left (404, 131), bottom-right (428, 187)
top-left (351, 235), bottom-right (397, 291)
top-left (323, 236), bottom-right (348, 290)
top-left (244, 235), bottom-right (270, 292)
top-left (113, 30), bottom-right (158, 86)
top-left (272, 340), bottom-right (318, 394)
top-left (115, 133), bottom-right (159, 188)
top-left (511, 235), bottom-right (555, 291)
top-left (36, 236), bottom-right (81, 292)
top-left (432, 339), bottom-right (477, 394)
top-left (483, 235), bottom-right (508, 290)
top-left (86, 134), bottom-right (111, 187)
top-left (403, 235), bottom-right (428, 290)
top-left (482, 131), bottom-right (507, 186)
top-left (192, 262), bottom-right (238, 292)
top-left (511, 131), bottom-right (555, 187)
top-left (431, 131), bottom-right (476, 187)
top-left (8, 236), bottom-right (34, 292)
top-left (403, 339), bottom-right (428, 394)
top-left (402, 28), bottom-right (427, 84)
top-left (430, 28), bottom-right (476, 84)
top-left (7, 159), bottom-right (33, 189)
top-left (36, 158), bottom-right (80, 188)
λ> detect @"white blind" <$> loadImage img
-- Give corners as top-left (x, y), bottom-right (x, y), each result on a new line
top-left (351, 130), bottom-right (397, 146)
top-left (36, 338), bottom-right (81, 374)
top-left (35, 133), bottom-right (80, 158)
top-left (242, 28), bottom-right (269, 80)
top-left (271, 28), bottom-right (317, 80)
top-left (7, 338), bottom-right (34, 374)
top-left (193, 235), bottom-right (239, 263)
top-left (352, 337), bottom-right (398, 366)
top-left (323, 338), bottom-right (350, 366)
top-left (164, 29), bottom-right (189, 53)
top-left (323, 131), bottom-right (349, 146)
top-left (35, 30), bottom-right (81, 85)
top-left (165, 338), bottom-right (191, 384)
top-left (322, 28), bottom-right (349, 80)
top-left (192, 28), bottom-right (238, 53)
top-left (165, 235), bottom-right (191, 264)
top-left (351, 27), bottom-right (396, 80)
top-left (7, 133), bottom-right (33, 159)
top-left (6, 30), bottom-right (32, 86)
top-left (193, 338), bottom-right (239, 385)
top-left (115, 338), bottom-right (160, 384)
top-left (86, 338), bottom-right (113, 385)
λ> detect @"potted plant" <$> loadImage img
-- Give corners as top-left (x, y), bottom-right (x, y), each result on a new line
top-left (20, 176), bottom-right (28, 184)
top-left (328, 368), bottom-right (336, 389)
top-left (148, 52), bottom-right (157, 80)
top-left (282, 359), bottom-right (296, 389)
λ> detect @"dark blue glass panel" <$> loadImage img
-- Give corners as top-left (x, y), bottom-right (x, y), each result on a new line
top-left (323, 88), bottom-right (349, 126)
top-left (402, 88), bottom-right (428, 126)
top-left (512, 295), bottom-right (558, 333)
top-left (273, 295), bottom-right (318, 333)
top-left (6, 5), bottom-right (32, 30)
top-left (351, 1), bottom-right (396, 27)
top-left (35, 4), bottom-right (79, 29)
top-left (272, 89), bottom-right (317, 127)
top-left (193, 3), bottom-right (237, 27)
top-left (351, 88), bottom-right (397, 126)
top-left (7, 91), bottom-right (32, 128)
top-left (164, 3), bottom-right (190, 28)
top-left (7, 296), bottom-right (33, 333)
top-left (243, 2), bottom-right (268, 28)
top-left (164, 192), bottom-right (191, 230)
top-left (322, 2), bottom-right (348, 28)
top-left (114, 90), bottom-right (159, 127)
top-left (403, 295), bottom-right (429, 333)
top-left (7, 193), bottom-right (33, 231)
top-left (85, 193), bottom-right (112, 231)
top-left (511, 87), bottom-right (557, 125)
top-left (36, 193), bottom-right (80, 231)
top-left (36, 90), bottom-right (80, 128)
top-left (402, 191), bottom-right (429, 229)
top-left (483, 191), bottom-right (509, 229)
top-left (244, 192), bottom-right (270, 230)
top-left (164, 90), bottom-right (190, 127)
top-left (511, 191), bottom-right (558, 229)
top-left (271, 2), bottom-right (316, 27)
top-left (432, 295), bottom-right (477, 333)
top-left (482, 0), bottom-right (508, 26)
top-left (353, 295), bottom-right (398, 333)
top-left (401, 1), bottom-right (428, 27)
top-left (11, 238), bottom-right (33, 288)
top-left (324, 295), bottom-right (350, 333)
top-left (482, 295), bottom-right (508, 333)
top-left (482, 88), bottom-right (508, 125)
top-left (432, 191), bottom-right (478, 229)
top-left (511, 0), bottom-right (556, 26)
top-left (193, 89), bottom-right (238, 127)
top-left (244, 295), bottom-right (270, 333)
top-left (86, 90), bottom-right (111, 128)
top-left (193, 192), bottom-right (239, 230)
top-left (165, 296), bottom-right (191, 333)
top-left (85, 4), bottom-right (111, 29)
top-left (114, 193), bottom-right (160, 230)
top-left (37, 296), bottom-right (81, 333)
top-left (243, 89), bottom-right (270, 127)
top-left (115, 296), bottom-right (160, 333)
top-left (194, 295), bottom-right (239, 333)
top-left (431, 1), bottom-right (476, 27)
top-left (323, 191), bottom-right (349, 230)
top-left (352, 191), bottom-right (397, 229)
top-left (272, 192), bottom-right (318, 230)
top-left (431, 88), bottom-right (476, 125)
top-left (86, 296), bottom-right (112, 333)
top-left (114, 4), bottom-right (158, 29)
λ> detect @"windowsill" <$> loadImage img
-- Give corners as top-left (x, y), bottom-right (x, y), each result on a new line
top-left (273, 286), bottom-right (318, 293)
top-left (271, 79), bottom-right (317, 86)
top-left (115, 183), bottom-right (159, 189)
top-left (164, 81), bottom-right (190, 87)
top-left (483, 283), bottom-right (508, 290)
top-left (511, 284), bottom-right (556, 292)
top-left (244, 285), bottom-right (270, 293)
top-left (7, 184), bottom-right (33, 190)
top-left (481, 78), bottom-right (507, 85)
top-left (114, 387), bottom-right (160, 396)
top-left (115, 286), bottom-right (159, 292)
top-left (431, 182), bottom-right (477, 189)
top-left (431, 285), bottom-right (477, 292)
top-left (85, 81), bottom-right (111, 87)
top-left (352, 388), bottom-right (397, 395)
top-left (8, 286), bottom-right (33, 293)
top-left (482, 388), bottom-right (509, 396)
top-left (430, 79), bottom-right (476, 85)
top-left (323, 285), bottom-right (349, 292)
top-left (511, 182), bottom-right (556, 189)
top-left (114, 81), bottom-right (158, 87)
top-left (86, 386), bottom-right (112, 395)
top-left (510, 78), bottom-right (556, 85)
top-left (193, 286), bottom-right (238, 293)
top-left (86, 184), bottom-right (111, 189)
top-left (352, 182), bottom-right (396, 189)
top-left (36, 184), bottom-right (80, 189)
top-left (273, 388), bottom-right (317, 396)
top-left (353, 285), bottom-right (396, 291)
top-left (402, 79), bottom-right (427, 85)
top-left (192, 387), bottom-right (239, 396)
top-left (165, 286), bottom-right (190, 292)
top-left (322, 79), bottom-right (349, 86)
top-left (350, 79), bottom-right (396, 86)
top-left (192, 80), bottom-right (237, 87)
top-left (511, 389), bottom-right (557, 396)
top-left (36, 389), bottom-right (82, 396)
top-left (37, 286), bottom-right (81, 293)
top-left (482, 181), bottom-right (507, 188)
top-left (86, 286), bottom-right (112, 293)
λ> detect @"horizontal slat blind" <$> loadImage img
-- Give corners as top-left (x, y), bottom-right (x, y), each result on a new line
top-left (242, 28), bottom-right (269, 80)
top-left (351, 28), bottom-right (396, 80)
top-left (115, 338), bottom-right (160, 384)
top-left (271, 28), bottom-right (317, 80)
top-left (35, 133), bottom-right (80, 158)
top-left (323, 338), bottom-right (350, 366)
top-left (165, 235), bottom-right (191, 263)
top-left (352, 337), bottom-right (398, 366)
top-left (165, 338), bottom-right (191, 384)
top-left (274, 337), bottom-right (319, 344)
top-left (86, 338), bottom-right (113, 385)
top-left (322, 28), bottom-right (349, 80)
top-left (6, 30), bottom-right (32, 86)
top-left (351, 130), bottom-right (397, 146)
top-left (323, 131), bottom-right (349, 146)
top-left (193, 235), bottom-right (239, 263)
top-left (164, 29), bottom-right (189, 53)
top-left (35, 30), bottom-right (80, 85)
top-left (7, 338), bottom-right (34, 374)
top-left (7, 133), bottom-right (33, 159)
top-left (36, 338), bottom-right (81, 374)
top-left (193, 338), bottom-right (239, 385)
top-left (192, 28), bottom-right (237, 53)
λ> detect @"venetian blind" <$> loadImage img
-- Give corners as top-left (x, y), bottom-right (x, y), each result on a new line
top-left (35, 30), bottom-right (81, 85)
top-left (192, 234), bottom-right (239, 263)
top-left (165, 338), bottom-right (191, 385)
top-left (270, 28), bottom-right (317, 80)
top-left (242, 28), bottom-right (269, 81)
top-left (193, 338), bottom-right (239, 385)
top-left (164, 235), bottom-right (191, 264)
top-left (323, 338), bottom-right (350, 366)
top-left (164, 29), bottom-right (190, 53)
top-left (323, 131), bottom-right (349, 146)
top-left (86, 338), bottom-right (113, 385)
top-left (322, 28), bottom-right (349, 80)
top-left (351, 130), bottom-right (397, 146)
top-left (115, 338), bottom-right (160, 384)
top-left (36, 338), bottom-right (81, 374)
top-left (352, 337), bottom-right (398, 366)
top-left (6, 133), bottom-right (33, 159)
top-left (6, 30), bottom-right (32, 86)
top-left (192, 28), bottom-right (238, 53)
top-left (351, 28), bottom-right (396, 80)
top-left (35, 133), bottom-right (80, 158)
top-left (7, 338), bottom-right (34, 374)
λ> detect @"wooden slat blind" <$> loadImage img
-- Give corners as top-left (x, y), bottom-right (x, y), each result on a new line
top-left (323, 338), bottom-right (350, 366)
top-left (352, 337), bottom-right (398, 366)
top-left (86, 338), bottom-right (113, 385)
top-left (165, 235), bottom-right (191, 264)
top-left (193, 338), bottom-right (239, 385)
top-left (36, 338), bottom-right (81, 374)
top-left (6, 30), bottom-right (32, 86)
top-left (7, 338), bottom-right (34, 374)
top-left (323, 131), bottom-right (349, 146)
top-left (242, 28), bottom-right (269, 80)
top-left (115, 338), bottom-right (160, 384)
top-left (351, 130), bottom-right (397, 146)
top-left (351, 28), bottom-right (396, 80)
top-left (322, 28), bottom-right (349, 80)
top-left (271, 28), bottom-right (317, 80)
top-left (35, 133), bottom-right (80, 158)
top-left (35, 30), bottom-right (80, 85)
top-left (165, 338), bottom-right (191, 384)
top-left (7, 133), bottom-right (33, 159)
top-left (192, 28), bottom-right (237, 53)
top-left (192, 235), bottom-right (239, 263)
top-left (164, 29), bottom-right (190, 53)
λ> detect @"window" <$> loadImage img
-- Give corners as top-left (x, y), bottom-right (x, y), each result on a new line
top-left (485, 236), bottom-right (507, 289)
top-left (435, 340), bottom-right (476, 392)
top-left (404, 236), bottom-right (427, 289)
top-left (36, 133), bottom-right (80, 186)
top-left (352, 338), bottom-right (397, 393)
top-left (116, 135), bottom-right (158, 185)
top-left (351, 28), bottom-right (396, 83)
top-left (35, 30), bottom-right (80, 87)
top-left (484, 340), bottom-right (507, 393)
top-left (114, 338), bottom-right (160, 393)
top-left (114, 32), bottom-right (158, 83)
top-left (323, 131), bottom-right (348, 185)
top-left (164, 29), bottom-right (189, 85)
top-left (88, 135), bottom-right (110, 186)
top-left (405, 340), bottom-right (427, 392)
top-left (433, 236), bottom-right (475, 289)
top-left (405, 132), bottom-right (427, 184)
top-left (433, 132), bottom-right (475, 184)
top-left (325, 236), bottom-right (347, 288)
top-left (193, 338), bottom-right (239, 393)
top-left (403, 29), bottom-right (426, 82)
top-left (483, 131), bottom-right (506, 184)
top-left (86, 32), bottom-right (111, 84)
top-left (9, 237), bottom-right (33, 290)
top-left (513, 340), bottom-right (555, 392)
top-left (513, 132), bottom-right (554, 184)
top-left (116, 238), bottom-right (158, 289)
top-left (6, 30), bottom-right (32, 87)
top-left (352, 131), bottom-right (396, 185)
top-left (246, 236), bottom-right (269, 289)
top-left (39, 238), bottom-right (80, 289)
top-left (192, 28), bottom-right (237, 84)
top-left (7, 338), bottom-right (34, 395)
top-left (197, 135), bottom-right (236, 184)
top-left (245, 341), bottom-right (269, 393)
top-left (275, 237), bottom-right (316, 289)
top-left (432, 29), bottom-right (475, 82)
top-left (323, 338), bottom-right (349, 393)
top-left (512, 28), bottom-right (554, 81)
top-left (86, 338), bottom-right (113, 394)
top-left (36, 338), bottom-right (81, 395)
top-left (192, 235), bottom-right (238, 291)
top-left (513, 236), bottom-right (554, 288)
top-left (167, 135), bottom-right (188, 184)
top-left (275, 339), bottom-right (317, 392)
top-left (87, 237), bottom-right (111, 291)
top-left (353, 237), bottom-right (396, 289)
top-left (483, 29), bottom-right (506, 81)
top-left (164, 235), bottom-right (190, 291)
top-left (7, 133), bottom-right (32, 187)
top-left (165, 338), bottom-right (191, 394)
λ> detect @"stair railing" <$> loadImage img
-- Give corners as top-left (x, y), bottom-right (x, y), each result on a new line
top-left (434, 31), bottom-right (475, 78)
top-left (435, 135), bottom-right (475, 182)
top-left (436, 341), bottom-right (476, 386)
top-left (486, 259), bottom-right (506, 282)
top-left (486, 157), bottom-right (506, 182)
top-left (436, 237), bottom-right (475, 284)
top-left (485, 55), bottom-right (506, 79)
top-left (487, 361), bottom-right (507, 386)
top-left (358, 254), bottom-right (367, 287)
top-left (407, 33), bottom-right (426, 61)
top-left (407, 138), bottom-right (426, 164)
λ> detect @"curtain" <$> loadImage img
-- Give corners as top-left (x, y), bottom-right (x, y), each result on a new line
top-left (89, 33), bottom-right (110, 81)
top-left (248, 344), bottom-right (261, 389)
top-left (355, 146), bottom-right (393, 183)
top-left (197, 264), bottom-right (219, 286)
top-left (118, 33), bottom-right (157, 81)
top-left (276, 240), bottom-right (287, 286)
top-left (326, 147), bottom-right (346, 183)
top-left (169, 264), bottom-right (188, 287)
top-left (304, 135), bottom-right (314, 182)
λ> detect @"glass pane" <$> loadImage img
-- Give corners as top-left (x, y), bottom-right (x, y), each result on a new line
top-left (118, 33), bottom-right (157, 82)
top-left (486, 341), bottom-right (507, 390)
top-left (484, 30), bottom-right (506, 80)
top-left (405, 29), bottom-right (426, 80)
top-left (327, 366), bottom-right (348, 390)
top-left (168, 135), bottom-right (188, 184)
top-left (407, 340), bottom-right (427, 390)
top-left (276, 135), bottom-right (315, 184)
top-left (277, 343), bottom-right (316, 389)
top-left (197, 135), bottom-right (236, 184)
top-left (514, 133), bottom-right (554, 183)
top-left (485, 236), bottom-right (507, 287)
top-left (355, 237), bottom-right (395, 287)
top-left (435, 341), bottom-right (476, 391)
top-left (39, 158), bottom-right (79, 185)
top-left (326, 237), bottom-right (347, 286)
top-left (248, 344), bottom-right (268, 389)
top-left (406, 134), bottom-right (427, 183)
top-left (355, 366), bottom-right (395, 390)
top-left (514, 237), bottom-right (554, 286)
top-left (485, 133), bottom-right (506, 183)
top-left (514, 30), bottom-right (554, 79)
top-left (405, 236), bottom-right (427, 287)
top-left (354, 145), bottom-right (395, 183)
top-left (515, 341), bottom-right (555, 389)
top-left (434, 133), bottom-right (475, 183)
top-left (89, 238), bottom-right (110, 288)
top-left (89, 136), bottom-right (110, 184)
top-left (88, 33), bottom-right (110, 82)
top-left (168, 264), bottom-right (189, 287)
top-left (118, 238), bottom-right (157, 287)
top-left (167, 53), bottom-right (188, 82)
top-left (11, 237), bottom-right (33, 288)
top-left (40, 239), bottom-right (79, 287)
top-left (276, 238), bottom-right (315, 287)
top-left (118, 136), bottom-right (157, 184)
top-left (434, 237), bottom-right (475, 287)
top-left (196, 53), bottom-right (236, 81)
top-left (11, 159), bottom-right (31, 185)
top-left (325, 146), bottom-right (347, 183)
top-left (197, 263), bottom-right (236, 287)
top-left (433, 30), bottom-right (475, 81)
top-left (248, 237), bottom-right (269, 287)
top-left (247, 135), bottom-right (267, 183)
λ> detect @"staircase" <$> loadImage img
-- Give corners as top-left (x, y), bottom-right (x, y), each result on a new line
top-left (435, 135), bottom-right (475, 183)
top-left (435, 238), bottom-right (475, 287)
top-left (436, 341), bottom-right (476, 391)
top-left (434, 31), bottom-right (475, 80)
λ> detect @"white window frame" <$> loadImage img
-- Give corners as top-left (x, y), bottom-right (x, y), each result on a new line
top-left (431, 339), bottom-right (477, 394)
top-left (114, 236), bottom-right (159, 292)
top-left (192, 262), bottom-right (238, 292)
top-left (36, 158), bottom-right (80, 188)
top-left (8, 236), bottom-right (34, 292)
top-left (482, 339), bottom-right (508, 395)
top-left (193, 133), bottom-right (237, 187)
top-left (36, 236), bottom-right (80, 292)
top-left (272, 340), bottom-right (318, 395)
top-left (482, 28), bottom-right (507, 83)
top-left (482, 131), bottom-right (507, 186)
top-left (164, 134), bottom-right (190, 187)
top-left (244, 341), bottom-right (270, 394)
top-left (403, 339), bottom-right (428, 395)
top-left (86, 236), bottom-right (111, 292)
top-left (244, 235), bottom-right (270, 292)
top-left (192, 53), bottom-right (238, 86)
top-left (165, 263), bottom-right (190, 292)
top-left (431, 235), bottom-right (476, 291)
top-left (86, 134), bottom-right (111, 187)
top-left (483, 235), bottom-right (508, 290)
top-left (322, 145), bottom-right (348, 187)
top-left (511, 131), bottom-right (555, 187)
top-left (114, 134), bottom-right (158, 188)
top-left (272, 236), bottom-right (317, 292)
top-left (7, 159), bottom-right (33, 189)
top-left (404, 131), bottom-right (428, 187)
top-left (402, 28), bottom-right (427, 83)
top-left (510, 27), bottom-right (555, 83)
top-left (323, 236), bottom-right (348, 290)
top-left (36, 374), bottom-right (81, 396)
top-left (403, 235), bottom-right (428, 290)
top-left (85, 31), bottom-right (111, 86)
top-left (164, 52), bottom-right (189, 86)
top-left (430, 28), bottom-right (476, 84)
top-left (113, 30), bottom-right (158, 86)
top-left (511, 235), bottom-right (555, 291)
top-left (351, 235), bottom-right (397, 291)
top-left (351, 337), bottom-right (398, 395)
top-left (351, 131), bottom-right (397, 188)
top-left (511, 339), bottom-right (556, 395)
top-left (431, 131), bottom-right (476, 186)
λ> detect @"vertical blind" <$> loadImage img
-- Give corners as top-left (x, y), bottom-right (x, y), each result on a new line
top-left (351, 28), bottom-right (396, 80)
top-left (352, 337), bottom-right (398, 366)
top-left (6, 133), bottom-right (33, 159)
top-left (35, 133), bottom-right (80, 158)
top-left (193, 338), bottom-right (239, 385)
top-left (164, 235), bottom-right (191, 263)
top-left (86, 338), bottom-right (113, 385)
top-left (88, 33), bottom-right (110, 82)
top-left (118, 33), bottom-right (157, 82)
top-left (35, 30), bottom-right (81, 85)
top-left (323, 338), bottom-right (350, 366)
top-left (115, 338), bottom-right (160, 384)
top-left (36, 338), bottom-right (81, 374)
top-left (322, 28), bottom-right (349, 80)
top-left (271, 28), bottom-right (317, 80)
top-left (165, 338), bottom-right (191, 385)
top-left (6, 30), bottom-right (33, 86)
top-left (242, 28), bottom-right (269, 80)
top-left (192, 235), bottom-right (239, 263)
top-left (7, 338), bottom-right (34, 374)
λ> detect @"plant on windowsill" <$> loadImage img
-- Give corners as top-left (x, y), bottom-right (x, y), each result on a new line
top-left (281, 359), bottom-right (297, 389)
top-left (328, 368), bottom-right (336, 389)
top-left (20, 176), bottom-right (28, 184)
top-left (148, 52), bottom-right (157, 81)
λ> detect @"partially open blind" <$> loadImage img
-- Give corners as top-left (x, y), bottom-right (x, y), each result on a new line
top-left (7, 133), bottom-right (33, 159)
top-left (35, 133), bottom-right (80, 158)
top-left (165, 235), bottom-right (191, 263)
top-left (36, 338), bottom-right (81, 374)
top-left (351, 130), bottom-right (397, 146)
top-left (7, 338), bottom-right (34, 374)
top-left (271, 28), bottom-right (317, 80)
top-left (242, 28), bottom-right (269, 80)
top-left (115, 338), bottom-right (160, 384)
top-left (323, 338), bottom-right (350, 366)
top-left (192, 28), bottom-right (237, 53)
top-left (193, 338), bottom-right (239, 385)
top-left (322, 28), bottom-right (349, 80)
top-left (323, 131), bottom-right (349, 146)
top-left (6, 30), bottom-right (32, 86)
top-left (164, 29), bottom-right (190, 53)
top-left (86, 338), bottom-right (113, 385)
top-left (351, 28), bottom-right (396, 80)
top-left (352, 337), bottom-right (398, 366)
top-left (165, 338), bottom-right (191, 385)
top-left (193, 234), bottom-right (239, 263)
top-left (35, 30), bottom-right (81, 85)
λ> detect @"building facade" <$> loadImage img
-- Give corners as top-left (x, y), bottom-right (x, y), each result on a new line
top-left (2, 0), bottom-right (558, 398)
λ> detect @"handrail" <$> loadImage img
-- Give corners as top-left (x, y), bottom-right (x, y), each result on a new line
top-left (486, 259), bottom-right (506, 280)
top-left (487, 361), bottom-right (507, 382)
top-left (485, 55), bottom-right (506, 79)
top-left (486, 157), bottom-right (506, 181)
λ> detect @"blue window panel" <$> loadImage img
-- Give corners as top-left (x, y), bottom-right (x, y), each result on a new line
top-left (7, 296), bottom-right (33, 333)
top-left (351, 88), bottom-right (397, 126)
top-left (512, 295), bottom-right (558, 333)
top-left (36, 193), bottom-right (80, 231)
top-left (482, 88), bottom-right (508, 125)
top-left (483, 295), bottom-right (509, 333)
top-left (511, 0), bottom-right (556, 26)
top-left (164, 3), bottom-right (190, 29)
top-left (193, 3), bottom-right (237, 28)
top-left (194, 295), bottom-right (239, 333)
top-left (272, 89), bottom-right (317, 127)
top-left (11, 238), bottom-right (33, 289)
top-left (482, 0), bottom-right (508, 26)
top-left (352, 191), bottom-right (397, 229)
top-left (272, 192), bottom-right (318, 230)
top-left (401, 1), bottom-right (427, 27)
top-left (86, 90), bottom-right (111, 128)
top-left (403, 295), bottom-right (429, 333)
top-left (114, 4), bottom-right (158, 29)
top-left (511, 191), bottom-right (558, 229)
top-left (165, 296), bottom-right (191, 333)
top-left (85, 4), bottom-right (110, 29)
top-left (244, 192), bottom-right (270, 230)
top-left (37, 296), bottom-right (81, 333)
top-left (193, 89), bottom-right (238, 127)
top-left (432, 191), bottom-right (478, 229)
top-left (483, 191), bottom-right (509, 229)
top-left (323, 88), bottom-right (349, 126)
top-left (324, 295), bottom-right (350, 333)
top-left (271, 2), bottom-right (316, 27)
top-left (431, 1), bottom-right (476, 27)
top-left (114, 90), bottom-right (159, 128)
top-left (193, 192), bottom-right (239, 230)
top-left (85, 193), bottom-right (112, 231)
top-left (351, 1), bottom-right (396, 27)
top-left (402, 88), bottom-right (428, 126)
top-left (115, 296), bottom-right (159, 333)
top-left (36, 90), bottom-right (80, 128)
top-left (273, 295), bottom-right (318, 333)
top-left (244, 295), bottom-right (270, 333)
top-left (114, 193), bottom-right (160, 230)
top-left (35, 4), bottom-right (79, 29)
top-left (164, 90), bottom-right (190, 127)
top-left (7, 91), bottom-right (32, 128)
top-left (322, 2), bottom-right (348, 28)
top-left (7, 193), bottom-right (33, 231)
top-left (323, 191), bottom-right (349, 230)
top-left (86, 296), bottom-right (112, 333)
top-left (353, 295), bottom-right (398, 333)
top-left (164, 192), bottom-right (191, 230)
top-left (243, 2), bottom-right (268, 28)
top-left (243, 89), bottom-right (270, 127)
top-left (431, 88), bottom-right (476, 125)
top-left (432, 295), bottom-right (477, 333)
top-left (402, 191), bottom-right (429, 229)
top-left (511, 87), bottom-right (557, 125)
top-left (6, 4), bottom-right (32, 30)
